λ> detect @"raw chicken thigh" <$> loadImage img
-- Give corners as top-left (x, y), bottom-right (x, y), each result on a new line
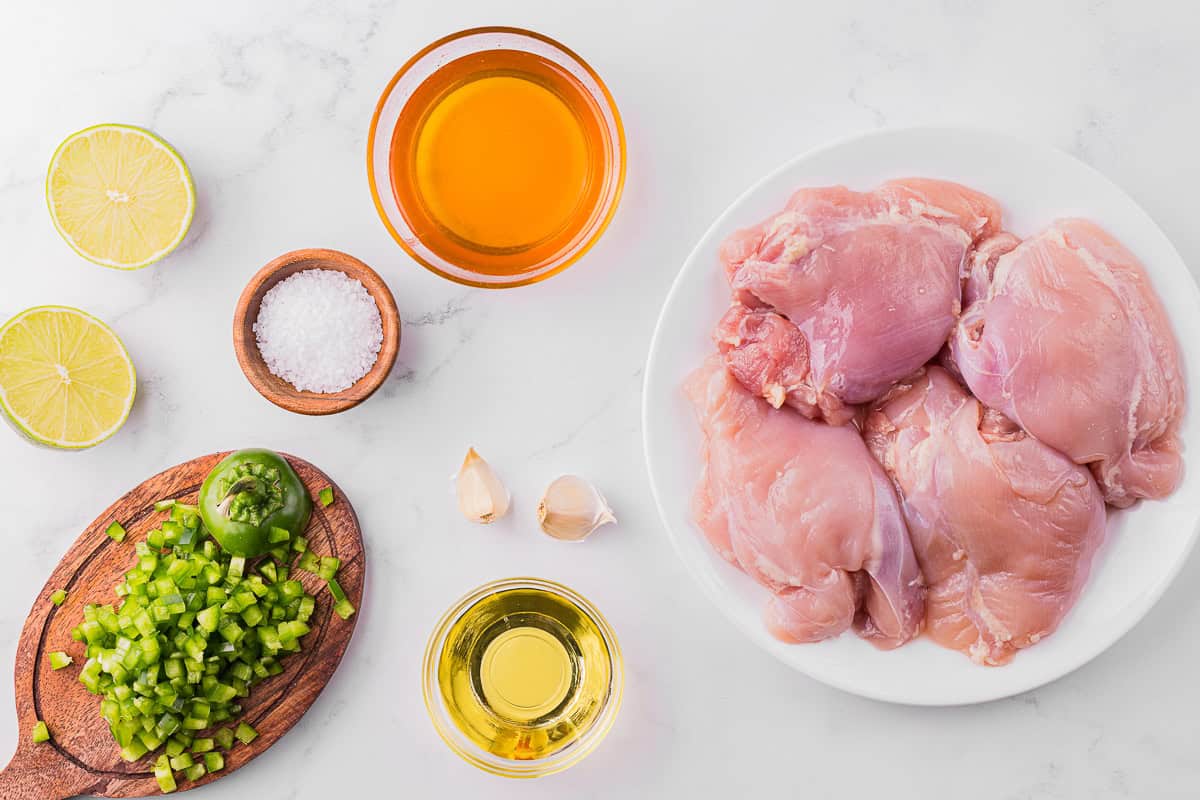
top-left (685, 173), bottom-right (1187, 667)
top-left (962, 231), bottom-right (1021, 307)
top-left (714, 303), bottom-right (853, 425)
top-left (686, 356), bottom-right (925, 648)
top-left (717, 179), bottom-right (1002, 422)
top-left (951, 219), bottom-right (1185, 507)
top-left (865, 367), bottom-right (1107, 665)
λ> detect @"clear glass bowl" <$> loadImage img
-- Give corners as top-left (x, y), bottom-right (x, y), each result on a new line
top-left (367, 27), bottom-right (626, 289)
top-left (421, 577), bottom-right (623, 778)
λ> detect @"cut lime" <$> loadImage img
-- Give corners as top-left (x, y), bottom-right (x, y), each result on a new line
top-left (46, 124), bottom-right (195, 270)
top-left (0, 306), bottom-right (137, 449)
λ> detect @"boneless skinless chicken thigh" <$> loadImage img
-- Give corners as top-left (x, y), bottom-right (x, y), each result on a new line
top-left (686, 356), bottom-right (925, 648)
top-left (951, 219), bottom-right (1185, 507)
top-left (686, 177), bottom-right (1185, 664)
top-left (865, 367), bottom-right (1107, 665)
top-left (716, 179), bottom-right (1002, 423)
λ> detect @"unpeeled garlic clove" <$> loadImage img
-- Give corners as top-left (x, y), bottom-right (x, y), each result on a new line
top-left (457, 448), bottom-right (510, 524)
top-left (537, 475), bottom-right (616, 541)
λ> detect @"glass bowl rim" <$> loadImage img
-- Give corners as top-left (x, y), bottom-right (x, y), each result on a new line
top-left (420, 576), bottom-right (624, 778)
top-left (366, 26), bottom-right (627, 289)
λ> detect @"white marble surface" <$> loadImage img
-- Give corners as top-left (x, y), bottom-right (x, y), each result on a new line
top-left (1, 1), bottom-right (1199, 797)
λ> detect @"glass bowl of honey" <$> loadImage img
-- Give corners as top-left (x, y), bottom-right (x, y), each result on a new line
top-left (368, 27), bottom-right (626, 288)
top-left (422, 577), bottom-right (623, 778)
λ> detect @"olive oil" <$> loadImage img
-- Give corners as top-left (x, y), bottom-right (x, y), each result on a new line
top-left (435, 585), bottom-right (614, 761)
top-left (388, 48), bottom-right (614, 278)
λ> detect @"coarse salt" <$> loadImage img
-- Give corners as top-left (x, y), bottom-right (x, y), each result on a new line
top-left (254, 269), bottom-right (383, 394)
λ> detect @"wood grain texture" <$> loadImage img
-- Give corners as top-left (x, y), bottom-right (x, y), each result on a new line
top-left (0, 452), bottom-right (366, 799)
top-left (233, 248), bottom-right (402, 416)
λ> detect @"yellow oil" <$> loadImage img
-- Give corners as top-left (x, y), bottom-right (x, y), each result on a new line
top-left (436, 586), bottom-right (613, 760)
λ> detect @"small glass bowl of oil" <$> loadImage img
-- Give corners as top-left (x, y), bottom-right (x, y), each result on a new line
top-left (422, 577), bottom-right (623, 778)
top-left (368, 27), bottom-right (626, 288)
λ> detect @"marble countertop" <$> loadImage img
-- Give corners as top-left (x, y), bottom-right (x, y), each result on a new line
top-left (2, 1), bottom-right (1199, 798)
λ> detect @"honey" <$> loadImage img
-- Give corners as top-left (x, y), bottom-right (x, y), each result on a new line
top-left (388, 48), bottom-right (614, 278)
top-left (434, 583), bottom-right (616, 762)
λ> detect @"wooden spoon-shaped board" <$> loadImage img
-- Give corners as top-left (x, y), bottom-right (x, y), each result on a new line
top-left (0, 452), bottom-right (365, 798)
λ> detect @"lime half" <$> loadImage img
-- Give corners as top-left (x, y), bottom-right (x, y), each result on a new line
top-left (47, 124), bottom-right (195, 270)
top-left (0, 306), bottom-right (137, 449)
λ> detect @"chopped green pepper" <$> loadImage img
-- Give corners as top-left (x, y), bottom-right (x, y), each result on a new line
top-left (296, 551), bottom-right (320, 573)
top-left (31, 720), bottom-right (49, 743)
top-left (71, 479), bottom-right (352, 793)
top-left (214, 727), bottom-right (235, 751)
top-left (198, 450), bottom-right (311, 558)
top-left (235, 721), bottom-right (258, 744)
top-left (50, 589), bottom-right (67, 606)
top-left (154, 754), bottom-right (177, 793)
top-left (333, 599), bottom-right (356, 620)
top-left (106, 521), bottom-right (126, 542)
top-left (197, 605), bottom-right (221, 632)
top-left (296, 594), bottom-right (316, 622)
top-left (326, 578), bottom-right (355, 618)
top-left (121, 739), bottom-right (149, 762)
top-left (317, 557), bottom-right (340, 581)
top-left (318, 486), bottom-right (334, 507)
top-left (48, 651), bottom-right (73, 670)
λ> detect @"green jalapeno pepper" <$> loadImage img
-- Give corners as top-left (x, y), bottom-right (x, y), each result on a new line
top-left (198, 449), bottom-right (311, 558)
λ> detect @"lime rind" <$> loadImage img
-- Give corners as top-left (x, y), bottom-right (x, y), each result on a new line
top-left (46, 123), bottom-right (195, 270)
top-left (0, 306), bottom-right (137, 449)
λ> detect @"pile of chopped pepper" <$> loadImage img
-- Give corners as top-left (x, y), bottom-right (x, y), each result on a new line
top-left (58, 475), bottom-right (354, 794)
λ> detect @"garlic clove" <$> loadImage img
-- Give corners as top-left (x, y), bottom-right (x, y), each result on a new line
top-left (457, 448), bottom-right (510, 524)
top-left (537, 475), bottom-right (616, 541)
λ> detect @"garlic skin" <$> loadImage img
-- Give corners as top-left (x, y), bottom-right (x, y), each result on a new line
top-left (457, 448), bottom-right (510, 524)
top-left (537, 475), bottom-right (616, 541)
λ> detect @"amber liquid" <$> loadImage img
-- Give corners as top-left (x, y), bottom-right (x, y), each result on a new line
top-left (389, 49), bottom-right (612, 277)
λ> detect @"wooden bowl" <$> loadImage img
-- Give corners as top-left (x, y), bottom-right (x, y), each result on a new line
top-left (234, 248), bottom-right (401, 415)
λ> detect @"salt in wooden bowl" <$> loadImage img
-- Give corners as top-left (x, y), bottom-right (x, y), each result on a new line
top-left (234, 248), bottom-right (401, 415)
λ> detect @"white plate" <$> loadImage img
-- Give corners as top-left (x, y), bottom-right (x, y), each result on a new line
top-left (642, 127), bottom-right (1200, 706)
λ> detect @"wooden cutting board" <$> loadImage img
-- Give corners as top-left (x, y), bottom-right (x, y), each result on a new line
top-left (0, 452), bottom-right (365, 798)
